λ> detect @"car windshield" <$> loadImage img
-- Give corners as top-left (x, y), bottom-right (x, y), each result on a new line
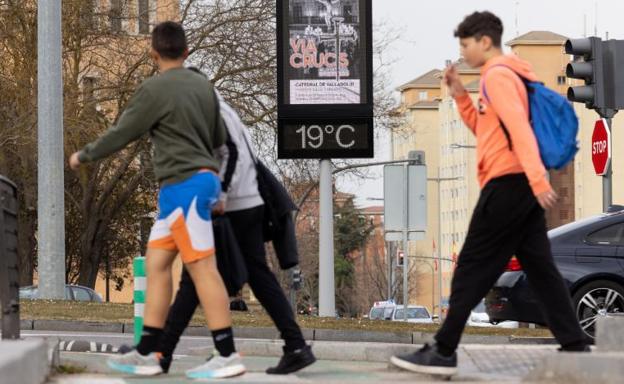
top-left (394, 307), bottom-right (429, 319)
top-left (370, 307), bottom-right (384, 320)
top-left (473, 301), bottom-right (486, 313)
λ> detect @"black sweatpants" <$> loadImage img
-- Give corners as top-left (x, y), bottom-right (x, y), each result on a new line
top-left (158, 205), bottom-right (306, 356)
top-left (435, 174), bottom-right (586, 351)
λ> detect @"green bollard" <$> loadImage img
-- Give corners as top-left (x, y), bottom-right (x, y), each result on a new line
top-left (133, 256), bottom-right (146, 345)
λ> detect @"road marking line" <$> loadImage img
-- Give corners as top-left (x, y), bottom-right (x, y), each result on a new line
top-left (90, 342), bottom-right (96, 352)
top-left (66, 340), bottom-right (76, 351)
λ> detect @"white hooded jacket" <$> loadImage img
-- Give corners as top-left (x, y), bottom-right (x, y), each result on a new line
top-left (215, 93), bottom-right (264, 212)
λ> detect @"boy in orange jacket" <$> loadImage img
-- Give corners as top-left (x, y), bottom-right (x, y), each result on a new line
top-left (390, 11), bottom-right (588, 377)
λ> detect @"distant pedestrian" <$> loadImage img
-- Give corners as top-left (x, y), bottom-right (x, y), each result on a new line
top-left (390, 11), bottom-right (589, 377)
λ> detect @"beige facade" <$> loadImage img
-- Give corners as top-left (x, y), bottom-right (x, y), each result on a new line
top-left (574, 107), bottom-right (624, 218)
top-left (392, 70), bottom-right (442, 313)
top-left (392, 30), bottom-right (619, 312)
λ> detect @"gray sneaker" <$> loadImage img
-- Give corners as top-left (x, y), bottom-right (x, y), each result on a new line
top-left (186, 352), bottom-right (246, 379)
top-left (107, 349), bottom-right (163, 376)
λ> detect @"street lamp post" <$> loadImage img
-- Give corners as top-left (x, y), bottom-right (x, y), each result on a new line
top-left (428, 169), bottom-right (463, 320)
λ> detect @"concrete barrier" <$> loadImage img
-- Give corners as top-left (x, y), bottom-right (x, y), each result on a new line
top-left (0, 338), bottom-right (49, 384)
top-left (596, 315), bottom-right (624, 352)
top-left (525, 351), bottom-right (624, 384)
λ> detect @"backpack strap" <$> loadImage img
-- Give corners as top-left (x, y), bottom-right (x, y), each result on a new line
top-left (481, 64), bottom-right (526, 152)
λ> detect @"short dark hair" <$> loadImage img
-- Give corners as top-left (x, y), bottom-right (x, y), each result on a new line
top-left (454, 11), bottom-right (504, 48)
top-left (151, 21), bottom-right (188, 60)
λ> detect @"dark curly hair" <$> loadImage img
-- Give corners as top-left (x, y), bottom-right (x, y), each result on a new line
top-left (454, 11), bottom-right (504, 48)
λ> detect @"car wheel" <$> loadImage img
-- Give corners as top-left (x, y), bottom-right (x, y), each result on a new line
top-left (572, 280), bottom-right (624, 339)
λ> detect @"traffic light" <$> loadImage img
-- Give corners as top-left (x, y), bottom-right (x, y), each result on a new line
top-left (603, 39), bottom-right (624, 110)
top-left (565, 37), bottom-right (605, 109)
top-left (397, 250), bottom-right (404, 267)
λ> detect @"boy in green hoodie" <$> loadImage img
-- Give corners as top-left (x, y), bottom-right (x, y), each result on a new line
top-left (69, 21), bottom-right (245, 380)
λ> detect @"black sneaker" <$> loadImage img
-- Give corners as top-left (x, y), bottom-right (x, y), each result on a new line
top-left (390, 343), bottom-right (458, 376)
top-left (558, 345), bottom-right (591, 352)
top-left (266, 345), bottom-right (316, 374)
top-left (117, 344), bottom-right (173, 373)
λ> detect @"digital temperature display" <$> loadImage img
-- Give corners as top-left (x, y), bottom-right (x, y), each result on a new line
top-left (278, 118), bottom-right (373, 159)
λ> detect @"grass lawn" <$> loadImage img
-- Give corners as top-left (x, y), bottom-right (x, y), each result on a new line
top-left (21, 300), bottom-right (552, 337)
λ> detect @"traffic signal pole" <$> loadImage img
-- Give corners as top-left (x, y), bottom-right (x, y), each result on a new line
top-left (602, 114), bottom-right (614, 212)
top-left (597, 109), bottom-right (616, 212)
top-left (566, 37), bottom-right (621, 213)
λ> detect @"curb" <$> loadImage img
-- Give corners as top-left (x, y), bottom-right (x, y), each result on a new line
top-left (23, 319), bottom-right (555, 345)
top-left (58, 340), bottom-right (118, 353)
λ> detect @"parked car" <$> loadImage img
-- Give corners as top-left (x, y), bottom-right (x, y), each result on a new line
top-left (391, 305), bottom-right (434, 324)
top-left (19, 284), bottom-right (103, 302)
top-left (468, 300), bottom-right (519, 328)
top-left (486, 207), bottom-right (624, 338)
top-left (368, 300), bottom-right (396, 320)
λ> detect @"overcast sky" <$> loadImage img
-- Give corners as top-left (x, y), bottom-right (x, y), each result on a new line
top-left (338, 0), bottom-right (624, 207)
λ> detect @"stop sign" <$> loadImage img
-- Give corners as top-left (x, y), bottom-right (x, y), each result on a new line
top-left (592, 119), bottom-right (611, 176)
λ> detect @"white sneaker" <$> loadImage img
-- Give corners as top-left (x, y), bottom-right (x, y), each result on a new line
top-left (107, 350), bottom-right (163, 376)
top-left (186, 352), bottom-right (246, 379)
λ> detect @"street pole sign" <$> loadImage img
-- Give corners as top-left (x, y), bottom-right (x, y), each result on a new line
top-left (592, 118), bottom-right (611, 176)
top-left (276, 0), bottom-right (374, 318)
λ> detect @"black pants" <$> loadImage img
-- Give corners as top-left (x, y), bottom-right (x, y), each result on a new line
top-left (158, 205), bottom-right (306, 356)
top-left (435, 174), bottom-right (586, 351)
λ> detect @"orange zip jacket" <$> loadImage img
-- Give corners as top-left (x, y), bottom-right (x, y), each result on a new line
top-left (454, 54), bottom-right (552, 196)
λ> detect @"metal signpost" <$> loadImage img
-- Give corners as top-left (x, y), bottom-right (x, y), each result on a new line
top-left (384, 151), bottom-right (427, 321)
top-left (277, 0), bottom-right (374, 317)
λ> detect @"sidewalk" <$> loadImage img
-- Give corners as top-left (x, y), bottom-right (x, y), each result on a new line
top-left (48, 344), bottom-right (561, 383)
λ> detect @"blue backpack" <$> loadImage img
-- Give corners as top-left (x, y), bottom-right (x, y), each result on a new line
top-left (483, 65), bottom-right (579, 170)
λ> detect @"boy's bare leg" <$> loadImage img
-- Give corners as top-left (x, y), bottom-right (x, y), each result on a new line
top-left (143, 248), bottom-right (178, 328)
top-left (185, 254), bottom-right (231, 329)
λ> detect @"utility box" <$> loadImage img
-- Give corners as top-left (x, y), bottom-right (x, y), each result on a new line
top-left (0, 175), bottom-right (19, 339)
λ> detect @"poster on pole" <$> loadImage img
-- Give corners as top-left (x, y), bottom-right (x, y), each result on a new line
top-left (277, 0), bottom-right (372, 109)
top-left (276, 0), bottom-right (373, 159)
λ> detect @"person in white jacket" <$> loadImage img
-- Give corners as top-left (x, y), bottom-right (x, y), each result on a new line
top-left (153, 88), bottom-right (316, 375)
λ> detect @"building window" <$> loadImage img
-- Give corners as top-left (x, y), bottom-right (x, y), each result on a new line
top-left (419, 91), bottom-right (428, 101)
top-left (81, 0), bottom-right (96, 28)
top-left (138, 0), bottom-right (150, 34)
top-left (82, 76), bottom-right (98, 116)
top-left (110, 0), bottom-right (123, 32)
top-left (557, 75), bottom-right (566, 85)
top-left (560, 187), bottom-right (569, 198)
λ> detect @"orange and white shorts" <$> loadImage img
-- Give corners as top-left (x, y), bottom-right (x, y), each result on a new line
top-left (148, 171), bottom-right (220, 263)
